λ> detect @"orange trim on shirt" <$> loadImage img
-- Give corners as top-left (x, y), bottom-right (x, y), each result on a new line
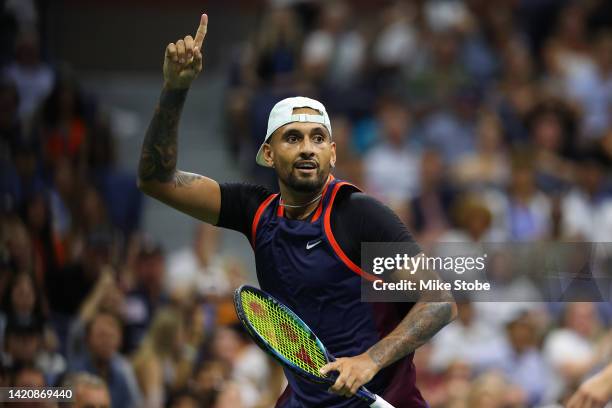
top-left (323, 182), bottom-right (377, 282)
top-left (251, 193), bottom-right (278, 247)
top-left (311, 177), bottom-right (333, 223)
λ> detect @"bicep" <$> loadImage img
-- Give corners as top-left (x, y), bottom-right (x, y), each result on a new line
top-left (139, 171), bottom-right (221, 225)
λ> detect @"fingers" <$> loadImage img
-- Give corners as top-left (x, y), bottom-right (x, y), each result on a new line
top-left (184, 35), bottom-right (194, 60)
top-left (165, 43), bottom-right (177, 62)
top-left (323, 359), bottom-right (360, 398)
top-left (176, 39), bottom-right (187, 64)
top-left (330, 370), bottom-right (356, 397)
top-left (194, 13), bottom-right (208, 49)
top-left (319, 361), bottom-right (339, 376)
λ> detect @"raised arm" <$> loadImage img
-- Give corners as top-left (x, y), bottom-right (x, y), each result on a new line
top-left (137, 14), bottom-right (221, 225)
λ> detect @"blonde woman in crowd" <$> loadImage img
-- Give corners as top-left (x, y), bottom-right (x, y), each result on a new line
top-left (131, 307), bottom-right (195, 408)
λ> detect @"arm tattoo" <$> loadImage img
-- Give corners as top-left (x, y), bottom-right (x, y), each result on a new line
top-left (174, 171), bottom-right (203, 187)
top-left (138, 88), bottom-right (188, 183)
top-left (367, 301), bottom-right (454, 368)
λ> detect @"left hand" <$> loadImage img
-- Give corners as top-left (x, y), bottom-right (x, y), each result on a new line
top-left (319, 353), bottom-right (380, 398)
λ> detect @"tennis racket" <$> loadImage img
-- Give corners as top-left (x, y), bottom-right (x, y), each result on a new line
top-left (233, 285), bottom-right (396, 408)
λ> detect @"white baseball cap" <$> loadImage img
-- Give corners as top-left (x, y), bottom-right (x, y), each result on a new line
top-left (255, 96), bottom-right (332, 167)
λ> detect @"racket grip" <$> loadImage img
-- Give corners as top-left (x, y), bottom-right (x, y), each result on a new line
top-left (369, 394), bottom-right (396, 408)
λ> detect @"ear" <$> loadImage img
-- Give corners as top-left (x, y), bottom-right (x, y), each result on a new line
top-left (330, 141), bottom-right (337, 168)
top-left (262, 143), bottom-right (275, 168)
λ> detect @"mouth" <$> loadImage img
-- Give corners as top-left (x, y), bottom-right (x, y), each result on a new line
top-left (293, 160), bottom-right (318, 174)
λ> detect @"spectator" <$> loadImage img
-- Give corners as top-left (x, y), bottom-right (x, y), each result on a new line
top-left (211, 324), bottom-right (271, 408)
top-left (421, 86), bottom-right (480, 165)
top-left (167, 389), bottom-right (203, 408)
top-left (561, 151), bottom-right (612, 241)
top-left (464, 372), bottom-right (525, 408)
top-left (10, 365), bottom-right (49, 408)
top-left (496, 311), bottom-right (553, 406)
top-left (70, 311), bottom-right (142, 408)
top-left (371, 2), bottom-right (419, 77)
top-left (328, 115), bottom-right (363, 186)
top-left (248, 6), bottom-right (303, 86)
top-left (192, 360), bottom-right (229, 406)
top-left (409, 149), bottom-right (456, 244)
top-left (67, 268), bottom-right (124, 364)
top-left (3, 30), bottom-right (54, 124)
top-left (429, 300), bottom-right (505, 375)
top-left (123, 242), bottom-right (169, 353)
top-left (65, 372), bottom-right (111, 408)
top-left (131, 307), bottom-right (195, 408)
top-left (1, 271), bottom-right (46, 331)
top-left (564, 31), bottom-right (612, 139)
top-left (544, 303), bottom-right (607, 402)
top-left (526, 100), bottom-right (578, 193)
top-left (503, 161), bottom-right (552, 241)
top-left (363, 97), bottom-right (421, 205)
top-left (452, 111), bottom-right (510, 190)
top-left (37, 72), bottom-right (89, 172)
top-left (166, 223), bottom-right (229, 298)
top-left (2, 318), bottom-right (44, 370)
top-left (301, 0), bottom-right (365, 88)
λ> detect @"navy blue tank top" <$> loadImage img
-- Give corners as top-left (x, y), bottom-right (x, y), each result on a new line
top-left (251, 176), bottom-right (427, 408)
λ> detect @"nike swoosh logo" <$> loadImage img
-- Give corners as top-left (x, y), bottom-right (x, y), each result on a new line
top-left (306, 240), bottom-right (322, 250)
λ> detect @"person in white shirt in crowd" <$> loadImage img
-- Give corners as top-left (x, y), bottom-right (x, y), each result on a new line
top-left (3, 30), bottom-right (54, 125)
top-left (211, 324), bottom-right (272, 408)
top-left (301, 0), bottom-right (365, 89)
top-left (544, 302), bottom-right (611, 402)
top-left (564, 31), bottom-right (612, 139)
top-left (429, 300), bottom-right (505, 374)
top-left (364, 96), bottom-right (421, 206)
top-left (561, 152), bottom-right (612, 242)
top-left (166, 223), bottom-right (230, 297)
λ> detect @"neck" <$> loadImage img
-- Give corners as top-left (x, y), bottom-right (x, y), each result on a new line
top-left (279, 177), bottom-right (329, 220)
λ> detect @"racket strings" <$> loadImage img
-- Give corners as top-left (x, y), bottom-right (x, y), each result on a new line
top-left (241, 290), bottom-right (327, 377)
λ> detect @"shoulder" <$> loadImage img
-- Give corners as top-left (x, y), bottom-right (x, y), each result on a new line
top-left (216, 182), bottom-right (275, 233)
top-left (332, 188), bottom-right (418, 245)
top-left (218, 182), bottom-right (274, 203)
top-left (333, 189), bottom-right (396, 220)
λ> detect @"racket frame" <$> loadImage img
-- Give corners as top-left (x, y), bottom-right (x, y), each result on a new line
top-left (234, 284), bottom-right (333, 385)
top-left (233, 285), bottom-right (381, 404)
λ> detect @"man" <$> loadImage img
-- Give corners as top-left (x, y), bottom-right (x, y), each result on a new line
top-left (10, 365), bottom-right (49, 408)
top-left (65, 372), bottom-right (111, 408)
top-left (137, 14), bottom-right (456, 407)
top-left (69, 312), bottom-right (141, 408)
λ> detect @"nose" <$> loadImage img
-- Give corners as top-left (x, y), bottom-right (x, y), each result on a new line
top-left (299, 137), bottom-right (316, 158)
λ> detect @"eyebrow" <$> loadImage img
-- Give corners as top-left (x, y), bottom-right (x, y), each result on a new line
top-left (281, 127), bottom-right (329, 137)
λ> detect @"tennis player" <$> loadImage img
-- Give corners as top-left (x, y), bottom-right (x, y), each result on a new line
top-left (138, 14), bottom-right (457, 407)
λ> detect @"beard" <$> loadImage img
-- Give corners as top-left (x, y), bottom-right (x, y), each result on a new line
top-left (283, 167), bottom-right (329, 193)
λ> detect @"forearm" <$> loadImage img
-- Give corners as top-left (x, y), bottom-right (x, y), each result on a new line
top-left (367, 300), bottom-right (456, 369)
top-left (138, 86), bottom-right (188, 185)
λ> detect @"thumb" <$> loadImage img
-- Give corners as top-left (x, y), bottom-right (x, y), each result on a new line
top-left (320, 360), bottom-right (340, 376)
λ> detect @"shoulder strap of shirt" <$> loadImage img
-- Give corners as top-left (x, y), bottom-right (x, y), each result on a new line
top-left (323, 181), bottom-right (379, 282)
top-left (251, 193), bottom-right (278, 248)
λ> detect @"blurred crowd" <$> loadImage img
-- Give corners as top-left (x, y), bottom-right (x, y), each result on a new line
top-left (2, 0), bottom-right (612, 407)
top-left (226, 2), bottom-right (612, 405)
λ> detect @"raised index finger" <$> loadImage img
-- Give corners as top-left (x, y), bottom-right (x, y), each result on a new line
top-left (194, 14), bottom-right (208, 49)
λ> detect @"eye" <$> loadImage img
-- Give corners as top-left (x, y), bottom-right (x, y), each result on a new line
top-left (287, 134), bottom-right (299, 143)
top-left (313, 134), bottom-right (324, 143)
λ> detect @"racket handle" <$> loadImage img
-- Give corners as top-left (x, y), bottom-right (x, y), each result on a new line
top-left (356, 387), bottom-right (396, 408)
top-left (369, 394), bottom-right (396, 408)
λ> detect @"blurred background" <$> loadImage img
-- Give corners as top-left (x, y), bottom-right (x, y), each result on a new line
top-left (1, 0), bottom-right (612, 407)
